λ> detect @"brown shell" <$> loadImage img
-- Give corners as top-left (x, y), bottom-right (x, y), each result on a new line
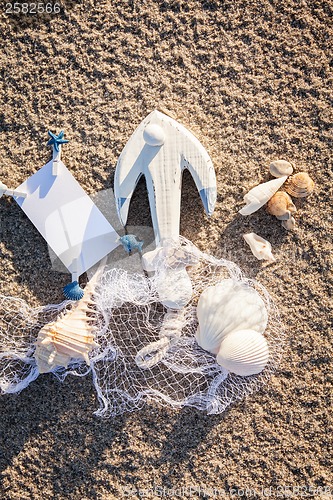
top-left (266, 191), bottom-right (296, 218)
top-left (285, 172), bottom-right (314, 198)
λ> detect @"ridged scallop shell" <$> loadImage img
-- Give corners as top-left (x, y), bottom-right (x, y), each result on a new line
top-left (239, 176), bottom-right (288, 215)
top-left (266, 191), bottom-right (296, 218)
top-left (143, 123), bottom-right (165, 146)
top-left (285, 172), bottom-right (314, 198)
top-left (216, 329), bottom-right (269, 376)
top-left (243, 233), bottom-right (276, 263)
top-left (269, 160), bottom-right (293, 178)
top-left (195, 279), bottom-right (268, 354)
top-left (34, 271), bottom-right (101, 373)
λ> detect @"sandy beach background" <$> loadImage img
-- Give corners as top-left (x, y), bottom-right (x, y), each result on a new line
top-left (0, 1), bottom-right (332, 498)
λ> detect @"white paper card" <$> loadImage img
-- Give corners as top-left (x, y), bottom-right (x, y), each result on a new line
top-left (15, 160), bottom-right (120, 277)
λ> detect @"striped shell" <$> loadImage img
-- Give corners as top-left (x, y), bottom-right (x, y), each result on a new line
top-left (34, 271), bottom-right (101, 373)
top-left (285, 172), bottom-right (314, 198)
top-left (216, 329), bottom-right (269, 376)
top-left (196, 279), bottom-right (268, 354)
top-left (266, 191), bottom-right (296, 219)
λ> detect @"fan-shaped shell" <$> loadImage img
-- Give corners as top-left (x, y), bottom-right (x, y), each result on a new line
top-left (285, 172), bottom-right (314, 198)
top-left (195, 279), bottom-right (268, 354)
top-left (143, 124), bottom-right (165, 146)
top-left (266, 191), bottom-right (296, 218)
top-left (239, 176), bottom-right (288, 215)
top-left (216, 329), bottom-right (269, 376)
top-left (269, 160), bottom-right (293, 178)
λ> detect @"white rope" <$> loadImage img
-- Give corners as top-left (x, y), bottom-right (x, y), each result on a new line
top-left (135, 309), bottom-right (186, 369)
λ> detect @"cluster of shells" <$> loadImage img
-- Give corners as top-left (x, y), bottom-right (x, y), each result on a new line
top-left (266, 160), bottom-right (315, 230)
top-left (196, 279), bottom-right (269, 376)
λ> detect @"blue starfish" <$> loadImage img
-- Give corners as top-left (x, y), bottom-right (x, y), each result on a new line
top-left (47, 130), bottom-right (69, 152)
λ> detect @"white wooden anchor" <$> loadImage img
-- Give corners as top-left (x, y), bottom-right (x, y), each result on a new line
top-left (114, 110), bottom-right (217, 309)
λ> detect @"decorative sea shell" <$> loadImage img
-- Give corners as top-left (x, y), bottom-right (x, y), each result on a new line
top-left (282, 217), bottom-right (296, 230)
top-left (269, 160), bottom-right (293, 178)
top-left (216, 329), bottom-right (269, 376)
top-left (63, 281), bottom-right (84, 301)
top-left (243, 233), bottom-right (276, 263)
top-left (239, 176), bottom-right (288, 215)
top-left (285, 172), bottom-right (314, 198)
top-left (143, 123), bottom-right (165, 146)
top-left (196, 279), bottom-right (268, 354)
top-left (266, 191), bottom-right (296, 219)
top-left (34, 270), bottom-right (101, 373)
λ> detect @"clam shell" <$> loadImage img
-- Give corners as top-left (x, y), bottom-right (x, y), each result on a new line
top-left (285, 172), bottom-right (314, 198)
top-left (216, 329), bottom-right (269, 376)
top-left (143, 124), bottom-right (165, 146)
top-left (266, 191), bottom-right (296, 218)
top-left (239, 176), bottom-right (288, 215)
top-left (269, 160), bottom-right (293, 178)
top-left (196, 279), bottom-right (268, 354)
top-left (243, 233), bottom-right (276, 263)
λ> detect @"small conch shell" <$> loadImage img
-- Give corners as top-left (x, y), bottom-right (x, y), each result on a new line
top-left (266, 191), bottom-right (296, 219)
top-left (243, 233), bottom-right (276, 263)
top-left (285, 172), bottom-right (314, 198)
top-left (282, 217), bottom-right (296, 230)
top-left (269, 160), bottom-right (293, 178)
top-left (239, 176), bottom-right (288, 215)
top-left (216, 329), bottom-right (269, 376)
top-left (34, 269), bottom-right (101, 373)
top-left (196, 279), bottom-right (268, 354)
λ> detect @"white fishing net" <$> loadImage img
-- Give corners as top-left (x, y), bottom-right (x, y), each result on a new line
top-left (0, 237), bottom-right (285, 416)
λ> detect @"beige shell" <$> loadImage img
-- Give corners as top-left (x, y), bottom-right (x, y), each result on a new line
top-left (34, 270), bottom-right (102, 374)
top-left (216, 329), bottom-right (269, 376)
top-left (282, 217), bottom-right (296, 230)
top-left (243, 233), bottom-right (276, 263)
top-left (285, 172), bottom-right (314, 198)
top-left (269, 160), bottom-right (293, 178)
top-left (266, 191), bottom-right (296, 218)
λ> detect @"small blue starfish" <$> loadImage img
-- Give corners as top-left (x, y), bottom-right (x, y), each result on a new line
top-left (47, 130), bottom-right (69, 152)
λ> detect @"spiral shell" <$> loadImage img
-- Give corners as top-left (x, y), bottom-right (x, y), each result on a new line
top-left (34, 271), bottom-right (101, 373)
top-left (266, 191), bottom-right (296, 218)
top-left (285, 172), bottom-right (314, 198)
top-left (243, 233), bottom-right (276, 263)
top-left (196, 279), bottom-right (268, 354)
top-left (239, 176), bottom-right (288, 215)
top-left (282, 217), bottom-right (296, 230)
top-left (216, 329), bottom-right (269, 376)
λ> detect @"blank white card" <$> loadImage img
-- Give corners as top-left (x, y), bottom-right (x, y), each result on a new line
top-left (15, 160), bottom-right (120, 277)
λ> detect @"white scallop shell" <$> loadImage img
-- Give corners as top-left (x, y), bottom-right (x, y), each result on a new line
top-left (239, 176), bottom-right (288, 215)
top-left (243, 233), bottom-right (276, 263)
top-left (195, 279), bottom-right (268, 354)
top-left (143, 124), bottom-right (165, 146)
top-left (216, 329), bottom-right (269, 376)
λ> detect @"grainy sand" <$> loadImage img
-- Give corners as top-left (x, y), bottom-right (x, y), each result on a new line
top-left (0, 1), bottom-right (332, 499)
